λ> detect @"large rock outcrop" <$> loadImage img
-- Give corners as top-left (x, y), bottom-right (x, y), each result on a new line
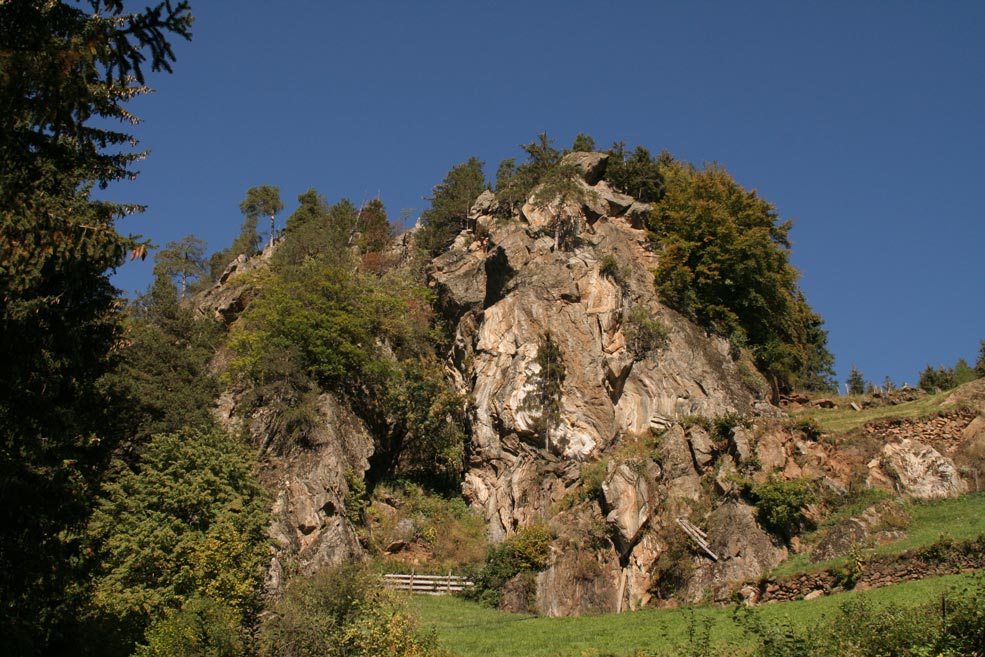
top-left (430, 157), bottom-right (783, 613)
top-left (215, 388), bottom-right (373, 595)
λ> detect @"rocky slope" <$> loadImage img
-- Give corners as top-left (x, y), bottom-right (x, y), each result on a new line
top-left (429, 153), bottom-right (792, 612)
top-left (194, 153), bottom-right (985, 615)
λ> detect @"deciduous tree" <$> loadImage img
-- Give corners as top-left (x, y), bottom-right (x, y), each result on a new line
top-left (650, 157), bottom-right (833, 392)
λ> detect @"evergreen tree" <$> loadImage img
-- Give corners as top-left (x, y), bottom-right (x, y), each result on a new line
top-left (240, 185), bottom-right (284, 248)
top-left (417, 157), bottom-right (487, 256)
top-left (153, 234), bottom-right (207, 297)
top-left (230, 214), bottom-right (263, 257)
top-left (604, 142), bottom-right (665, 202)
top-left (846, 366), bottom-right (866, 395)
top-left (356, 197), bottom-right (393, 255)
top-left (571, 132), bottom-right (596, 151)
top-left (494, 133), bottom-right (563, 215)
top-left (208, 214), bottom-right (262, 282)
top-left (0, 2), bottom-right (192, 652)
top-left (954, 358), bottom-right (977, 386)
top-left (530, 163), bottom-right (591, 250)
top-left (529, 332), bottom-right (566, 449)
top-left (106, 277), bottom-right (221, 443)
top-left (84, 428), bottom-right (269, 657)
top-left (919, 364), bottom-right (956, 392)
top-left (976, 340), bottom-right (985, 378)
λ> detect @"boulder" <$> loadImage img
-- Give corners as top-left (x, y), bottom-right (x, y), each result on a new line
top-left (810, 499), bottom-right (910, 562)
top-left (560, 151), bottom-right (609, 185)
top-left (687, 426), bottom-right (715, 469)
top-left (684, 502), bottom-right (788, 603)
top-left (870, 439), bottom-right (968, 500)
top-left (602, 460), bottom-right (657, 552)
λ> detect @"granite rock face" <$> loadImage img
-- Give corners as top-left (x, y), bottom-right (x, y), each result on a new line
top-left (430, 156), bottom-right (781, 613)
top-left (215, 390), bottom-right (373, 595)
top-left (868, 438), bottom-right (968, 500)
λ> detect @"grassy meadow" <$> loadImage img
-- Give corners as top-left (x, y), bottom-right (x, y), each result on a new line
top-left (408, 573), bottom-right (980, 657)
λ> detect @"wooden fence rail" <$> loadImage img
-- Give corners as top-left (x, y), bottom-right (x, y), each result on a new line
top-left (382, 573), bottom-right (475, 596)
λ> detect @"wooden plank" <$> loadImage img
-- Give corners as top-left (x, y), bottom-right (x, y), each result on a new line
top-left (381, 573), bottom-right (475, 596)
top-left (677, 518), bottom-right (719, 562)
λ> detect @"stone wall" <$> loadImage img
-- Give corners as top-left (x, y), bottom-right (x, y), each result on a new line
top-left (738, 534), bottom-right (985, 605)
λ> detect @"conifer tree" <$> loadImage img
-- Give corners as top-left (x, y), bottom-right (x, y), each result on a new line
top-left (153, 234), bottom-right (207, 297)
top-left (847, 366), bottom-right (866, 395)
top-left (0, 2), bottom-right (192, 652)
top-left (418, 157), bottom-right (487, 256)
top-left (240, 185), bottom-right (284, 248)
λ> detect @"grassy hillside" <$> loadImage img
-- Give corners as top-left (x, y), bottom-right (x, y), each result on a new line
top-left (773, 491), bottom-right (985, 577)
top-left (789, 390), bottom-right (950, 435)
top-left (408, 572), bottom-right (980, 657)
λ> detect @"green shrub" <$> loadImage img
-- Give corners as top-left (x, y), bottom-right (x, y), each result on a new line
top-left (624, 308), bottom-right (669, 360)
top-left (261, 564), bottom-right (449, 657)
top-left (790, 417), bottom-right (821, 441)
top-left (134, 596), bottom-right (243, 657)
top-left (748, 477), bottom-right (816, 541)
top-left (599, 254), bottom-right (622, 283)
top-left (467, 524), bottom-right (553, 607)
top-left (579, 460), bottom-right (607, 504)
top-left (649, 530), bottom-right (695, 601)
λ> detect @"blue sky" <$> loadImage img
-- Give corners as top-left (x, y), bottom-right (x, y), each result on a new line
top-left (110, 0), bottom-right (985, 389)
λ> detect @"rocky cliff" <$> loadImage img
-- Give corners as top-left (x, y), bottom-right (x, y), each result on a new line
top-left (429, 152), bottom-right (793, 612)
top-left (194, 153), bottom-right (985, 615)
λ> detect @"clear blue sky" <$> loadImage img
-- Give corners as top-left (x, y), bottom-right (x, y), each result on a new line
top-left (110, 0), bottom-right (984, 389)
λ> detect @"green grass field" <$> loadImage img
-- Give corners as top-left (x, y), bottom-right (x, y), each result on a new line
top-left (408, 573), bottom-right (981, 657)
top-left (790, 391), bottom-right (949, 435)
top-left (772, 491), bottom-right (985, 577)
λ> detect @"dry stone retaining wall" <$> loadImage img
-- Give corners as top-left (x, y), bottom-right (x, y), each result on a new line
top-left (741, 534), bottom-right (985, 605)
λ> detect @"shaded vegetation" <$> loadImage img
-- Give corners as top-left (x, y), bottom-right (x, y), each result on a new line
top-left (0, 2), bottom-right (192, 653)
top-left (649, 159), bottom-right (835, 393)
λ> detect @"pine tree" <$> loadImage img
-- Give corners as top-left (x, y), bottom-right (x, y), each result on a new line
top-left (847, 366), bottom-right (866, 395)
top-left (240, 185), bottom-right (284, 248)
top-left (417, 157), bottom-right (487, 256)
top-left (153, 234), bottom-right (207, 297)
top-left (0, 2), bottom-right (192, 652)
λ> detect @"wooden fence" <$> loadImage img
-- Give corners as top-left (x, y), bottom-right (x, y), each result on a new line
top-left (382, 573), bottom-right (475, 596)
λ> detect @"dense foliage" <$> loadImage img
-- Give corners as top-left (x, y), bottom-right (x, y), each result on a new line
top-left (108, 275), bottom-right (221, 442)
top-left (649, 159), bottom-right (835, 393)
top-left (467, 524), bottom-right (553, 608)
top-left (230, 195), bottom-right (468, 487)
top-left (84, 428), bottom-right (269, 657)
top-left (0, 2), bottom-right (192, 652)
top-left (417, 157), bottom-right (487, 256)
top-left (746, 477), bottom-right (817, 542)
top-left (261, 564), bottom-right (450, 657)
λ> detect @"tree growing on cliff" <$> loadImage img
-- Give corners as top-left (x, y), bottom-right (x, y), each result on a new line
top-left (0, 2), bottom-right (192, 652)
top-left (530, 162), bottom-right (590, 250)
top-left (650, 157), bottom-right (834, 392)
top-left (528, 332), bottom-right (566, 449)
top-left (153, 234), bottom-right (207, 297)
top-left (417, 157), bottom-right (487, 256)
top-left (240, 185), bottom-right (284, 248)
top-left (604, 142), bottom-right (666, 202)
